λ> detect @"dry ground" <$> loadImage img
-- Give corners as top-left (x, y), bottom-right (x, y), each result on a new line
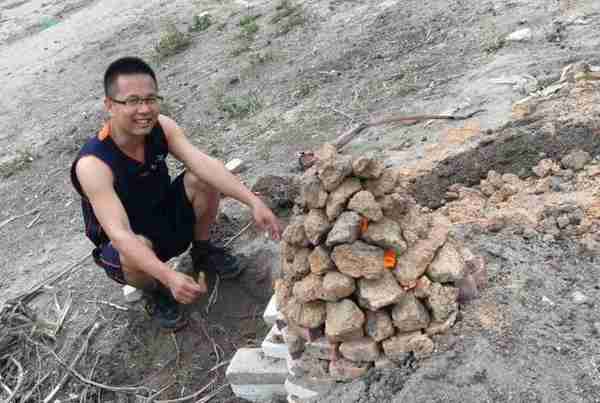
top-left (1, 0), bottom-right (600, 401)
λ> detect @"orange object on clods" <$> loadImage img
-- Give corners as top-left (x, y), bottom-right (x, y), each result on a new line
top-left (384, 249), bottom-right (397, 269)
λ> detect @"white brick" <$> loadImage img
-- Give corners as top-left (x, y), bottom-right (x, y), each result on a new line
top-left (226, 158), bottom-right (247, 174)
top-left (285, 376), bottom-right (335, 400)
top-left (122, 285), bottom-right (143, 303)
top-left (263, 295), bottom-right (279, 326)
top-left (262, 325), bottom-right (289, 359)
top-left (230, 384), bottom-right (286, 402)
top-left (226, 348), bottom-right (288, 385)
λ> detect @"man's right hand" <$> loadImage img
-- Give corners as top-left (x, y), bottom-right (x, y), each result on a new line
top-left (166, 271), bottom-right (205, 304)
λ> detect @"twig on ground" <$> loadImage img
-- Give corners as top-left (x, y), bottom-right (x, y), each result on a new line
top-left (154, 378), bottom-right (216, 403)
top-left (146, 378), bottom-right (177, 403)
top-left (0, 209), bottom-right (39, 230)
top-left (31, 337), bottom-right (150, 395)
top-left (194, 384), bottom-right (228, 403)
top-left (207, 360), bottom-right (230, 373)
top-left (1, 381), bottom-right (13, 396)
top-left (223, 222), bottom-right (252, 248)
top-left (20, 372), bottom-right (51, 402)
top-left (322, 104), bottom-right (357, 122)
top-left (5, 357), bottom-right (24, 403)
top-left (205, 275), bottom-right (220, 314)
top-left (10, 252), bottom-right (91, 305)
top-left (84, 300), bottom-right (129, 312)
top-left (54, 294), bottom-right (73, 336)
top-left (26, 212), bottom-right (41, 228)
top-left (171, 333), bottom-right (180, 370)
top-left (196, 319), bottom-right (221, 365)
top-left (42, 322), bottom-right (102, 403)
top-left (79, 354), bottom-right (100, 403)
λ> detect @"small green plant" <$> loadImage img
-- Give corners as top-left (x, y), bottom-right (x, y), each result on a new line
top-left (270, 0), bottom-right (305, 35)
top-left (483, 35), bottom-right (506, 53)
top-left (238, 14), bottom-right (261, 41)
top-left (249, 50), bottom-right (275, 66)
top-left (293, 81), bottom-right (313, 99)
top-left (155, 22), bottom-right (191, 59)
top-left (190, 13), bottom-right (212, 32)
top-left (240, 14), bottom-right (261, 27)
top-left (218, 93), bottom-right (262, 119)
top-left (0, 149), bottom-right (35, 178)
top-left (40, 16), bottom-right (60, 30)
top-left (231, 44), bottom-right (252, 57)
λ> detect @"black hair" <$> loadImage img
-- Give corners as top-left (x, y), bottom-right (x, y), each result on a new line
top-left (103, 57), bottom-right (158, 97)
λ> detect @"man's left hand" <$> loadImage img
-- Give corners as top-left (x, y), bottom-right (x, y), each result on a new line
top-left (252, 199), bottom-right (282, 241)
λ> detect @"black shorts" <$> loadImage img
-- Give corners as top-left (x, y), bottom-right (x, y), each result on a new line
top-left (92, 172), bottom-right (196, 284)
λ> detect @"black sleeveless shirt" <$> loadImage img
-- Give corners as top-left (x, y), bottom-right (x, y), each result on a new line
top-left (70, 122), bottom-right (170, 246)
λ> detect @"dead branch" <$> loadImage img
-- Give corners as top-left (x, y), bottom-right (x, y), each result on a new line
top-left (79, 354), bottom-right (100, 403)
top-left (333, 122), bottom-right (369, 150)
top-left (171, 333), bottom-right (180, 370)
top-left (223, 222), bottom-right (253, 248)
top-left (298, 109), bottom-right (487, 170)
top-left (26, 336), bottom-right (150, 395)
top-left (145, 378), bottom-right (177, 402)
top-left (84, 300), bottom-right (129, 312)
top-left (154, 378), bottom-right (216, 403)
top-left (26, 213), bottom-right (41, 229)
top-left (194, 384), bottom-right (228, 403)
top-left (20, 372), bottom-right (50, 402)
top-left (0, 209), bottom-right (38, 231)
top-left (5, 357), bottom-right (24, 403)
top-left (205, 275), bottom-right (220, 315)
top-left (196, 319), bottom-right (221, 365)
top-left (9, 253), bottom-right (91, 305)
top-left (42, 323), bottom-right (101, 403)
top-left (207, 360), bottom-right (230, 373)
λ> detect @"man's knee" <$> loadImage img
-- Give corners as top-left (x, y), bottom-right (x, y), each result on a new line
top-left (184, 171), bottom-right (218, 206)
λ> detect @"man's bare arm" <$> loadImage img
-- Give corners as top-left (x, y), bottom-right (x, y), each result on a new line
top-left (159, 116), bottom-right (260, 207)
top-left (159, 115), bottom-right (281, 239)
top-left (75, 156), bottom-right (201, 301)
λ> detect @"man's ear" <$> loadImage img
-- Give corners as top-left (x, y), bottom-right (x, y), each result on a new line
top-left (104, 97), bottom-right (113, 114)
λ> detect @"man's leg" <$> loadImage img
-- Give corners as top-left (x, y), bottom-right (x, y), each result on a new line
top-left (110, 235), bottom-right (187, 331)
top-left (183, 171), bottom-right (219, 242)
top-left (183, 171), bottom-right (243, 279)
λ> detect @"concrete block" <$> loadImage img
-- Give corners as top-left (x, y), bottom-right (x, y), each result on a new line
top-left (226, 348), bottom-right (288, 385)
top-left (262, 325), bottom-right (289, 359)
top-left (285, 375), bottom-right (335, 400)
top-left (263, 295), bottom-right (279, 326)
top-left (226, 158), bottom-right (247, 174)
top-left (230, 383), bottom-right (286, 402)
top-left (122, 285), bottom-right (143, 302)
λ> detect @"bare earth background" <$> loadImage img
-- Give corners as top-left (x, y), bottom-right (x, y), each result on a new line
top-left (1, 0), bottom-right (600, 401)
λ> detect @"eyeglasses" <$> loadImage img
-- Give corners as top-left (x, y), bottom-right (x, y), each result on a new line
top-left (110, 95), bottom-right (164, 107)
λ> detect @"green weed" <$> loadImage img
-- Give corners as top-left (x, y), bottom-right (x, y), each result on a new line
top-left (155, 22), bottom-right (191, 60)
top-left (218, 93), bottom-right (262, 119)
top-left (190, 14), bottom-right (212, 32)
top-left (0, 150), bottom-right (36, 178)
top-left (270, 0), bottom-right (305, 35)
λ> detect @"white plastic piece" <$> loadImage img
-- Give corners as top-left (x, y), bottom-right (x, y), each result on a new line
top-left (122, 285), bottom-right (143, 302)
top-left (284, 378), bottom-right (319, 400)
top-left (225, 158), bottom-right (246, 174)
top-left (263, 295), bottom-right (279, 326)
top-left (262, 325), bottom-right (288, 359)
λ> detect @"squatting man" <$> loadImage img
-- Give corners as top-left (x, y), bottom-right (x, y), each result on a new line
top-left (71, 56), bottom-right (282, 330)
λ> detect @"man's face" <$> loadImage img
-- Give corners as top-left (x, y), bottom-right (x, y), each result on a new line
top-left (105, 74), bottom-right (160, 137)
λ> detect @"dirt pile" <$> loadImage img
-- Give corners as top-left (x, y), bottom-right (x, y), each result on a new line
top-left (275, 145), bottom-right (487, 384)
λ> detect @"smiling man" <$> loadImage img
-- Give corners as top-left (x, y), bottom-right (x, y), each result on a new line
top-left (71, 57), bottom-right (281, 330)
